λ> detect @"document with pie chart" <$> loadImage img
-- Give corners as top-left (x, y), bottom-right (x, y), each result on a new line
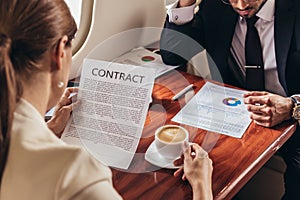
top-left (172, 82), bottom-right (251, 138)
top-left (113, 47), bottom-right (179, 78)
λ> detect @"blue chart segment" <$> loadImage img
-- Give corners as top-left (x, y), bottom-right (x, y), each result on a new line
top-left (222, 97), bottom-right (241, 107)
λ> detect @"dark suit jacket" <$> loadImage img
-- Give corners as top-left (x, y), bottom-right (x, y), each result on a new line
top-left (160, 0), bottom-right (300, 96)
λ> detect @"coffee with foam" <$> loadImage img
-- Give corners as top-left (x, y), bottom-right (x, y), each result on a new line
top-left (158, 127), bottom-right (186, 143)
top-left (154, 125), bottom-right (189, 160)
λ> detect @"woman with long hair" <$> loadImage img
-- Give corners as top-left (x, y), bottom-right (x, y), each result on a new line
top-left (0, 1), bottom-right (121, 199)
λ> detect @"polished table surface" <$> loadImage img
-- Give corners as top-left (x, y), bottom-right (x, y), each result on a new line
top-left (111, 70), bottom-right (296, 200)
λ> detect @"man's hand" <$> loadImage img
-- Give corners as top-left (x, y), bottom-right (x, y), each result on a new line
top-left (243, 91), bottom-right (293, 127)
top-left (178, 0), bottom-right (196, 7)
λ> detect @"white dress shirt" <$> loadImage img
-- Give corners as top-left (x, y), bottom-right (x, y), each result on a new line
top-left (166, 0), bottom-right (196, 25)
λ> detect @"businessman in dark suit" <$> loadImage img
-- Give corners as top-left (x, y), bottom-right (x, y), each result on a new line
top-left (160, 0), bottom-right (300, 199)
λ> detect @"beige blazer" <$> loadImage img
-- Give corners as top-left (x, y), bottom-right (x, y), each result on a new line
top-left (0, 99), bottom-right (122, 200)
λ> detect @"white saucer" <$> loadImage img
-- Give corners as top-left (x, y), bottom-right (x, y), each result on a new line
top-left (145, 141), bottom-right (181, 169)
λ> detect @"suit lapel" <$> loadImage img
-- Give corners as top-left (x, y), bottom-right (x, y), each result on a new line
top-left (275, 0), bottom-right (296, 93)
top-left (213, 8), bottom-right (238, 83)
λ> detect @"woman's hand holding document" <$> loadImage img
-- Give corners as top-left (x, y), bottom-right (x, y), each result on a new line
top-left (61, 58), bottom-right (156, 169)
top-left (172, 82), bottom-right (252, 138)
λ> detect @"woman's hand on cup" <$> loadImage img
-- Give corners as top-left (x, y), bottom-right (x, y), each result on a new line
top-left (47, 87), bottom-right (80, 137)
top-left (173, 142), bottom-right (213, 195)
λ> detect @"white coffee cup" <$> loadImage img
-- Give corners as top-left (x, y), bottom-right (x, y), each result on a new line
top-left (154, 125), bottom-right (189, 160)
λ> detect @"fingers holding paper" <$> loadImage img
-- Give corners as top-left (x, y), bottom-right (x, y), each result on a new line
top-left (47, 87), bottom-right (80, 137)
top-left (243, 91), bottom-right (293, 127)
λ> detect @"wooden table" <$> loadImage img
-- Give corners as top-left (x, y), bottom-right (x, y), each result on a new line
top-left (111, 70), bottom-right (296, 200)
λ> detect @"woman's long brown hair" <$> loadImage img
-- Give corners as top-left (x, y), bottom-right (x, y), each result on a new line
top-left (0, 0), bottom-right (77, 183)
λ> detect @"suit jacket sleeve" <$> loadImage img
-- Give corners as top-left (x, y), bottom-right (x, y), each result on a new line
top-left (160, 2), bottom-right (207, 66)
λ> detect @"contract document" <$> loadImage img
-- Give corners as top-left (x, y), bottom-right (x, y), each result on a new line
top-left (61, 59), bottom-right (155, 169)
top-left (172, 82), bottom-right (251, 138)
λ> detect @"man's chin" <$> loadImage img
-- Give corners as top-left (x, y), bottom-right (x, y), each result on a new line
top-left (237, 11), bottom-right (256, 18)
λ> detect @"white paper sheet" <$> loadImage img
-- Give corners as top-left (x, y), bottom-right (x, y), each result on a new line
top-left (113, 47), bottom-right (179, 78)
top-left (61, 59), bottom-right (155, 169)
top-left (172, 82), bottom-right (251, 138)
